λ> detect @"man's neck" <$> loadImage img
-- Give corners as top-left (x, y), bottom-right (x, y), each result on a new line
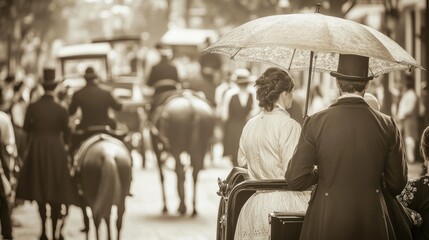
top-left (339, 92), bottom-right (364, 99)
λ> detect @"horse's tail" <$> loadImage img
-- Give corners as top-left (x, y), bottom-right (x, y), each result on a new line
top-left (92, 154), bottom-right (121, 220)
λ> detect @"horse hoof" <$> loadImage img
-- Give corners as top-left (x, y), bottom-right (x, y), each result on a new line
top-left (178, 205), bottom-right (187, 215)
top-left (162, 206), bottom-right (168, 214)
top-left (192, 210), bottom-right (198, 217)
top-left (59, 234), bottom-right (65, 240)
top-left (39, 234), bottom-right (48, 240)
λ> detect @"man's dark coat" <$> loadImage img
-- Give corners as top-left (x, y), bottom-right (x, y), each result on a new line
top-left (285, 97), bottom-right (409, 240)
top-left (69, 83), bottom-right (122, 129)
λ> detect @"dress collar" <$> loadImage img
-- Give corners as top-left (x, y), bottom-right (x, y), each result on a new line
top-left (274, 104), bottom-right (290, 117)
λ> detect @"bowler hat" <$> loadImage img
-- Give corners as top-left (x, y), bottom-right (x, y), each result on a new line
top-left (233, 68), bottom-right (252, 84)
top-left (330, 54), bottom-right (374, 81)
top-left (83, 67), bottom-right (98, 81)
top-left (42, 68), bottom-right (59, 87)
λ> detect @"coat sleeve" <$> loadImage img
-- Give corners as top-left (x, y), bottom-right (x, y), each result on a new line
top-left (383, 117), bottom-right (408, 196)
top-left (23, 104), bottom-right (34, 133)
top-left (108, 92), bottom-right (123, 111)
top-left (285, 117), bottom-right (318, 190)
top-left (69, 93), bottom-right (79, 116)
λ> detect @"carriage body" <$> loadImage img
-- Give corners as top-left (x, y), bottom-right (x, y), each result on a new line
top-left (217, 167), bottom-right (305, 240)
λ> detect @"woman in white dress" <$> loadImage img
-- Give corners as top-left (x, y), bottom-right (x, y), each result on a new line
top-left (234, 67), bottom-right (310, 240)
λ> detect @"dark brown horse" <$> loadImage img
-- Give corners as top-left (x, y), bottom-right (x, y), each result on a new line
top-left (74, 133), bottom-right (132, 240)
top-left (151, 89), bottom-right (215, 216)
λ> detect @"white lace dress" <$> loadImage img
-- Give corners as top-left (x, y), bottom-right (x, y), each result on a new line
top-left (234, 107), bottom-right (311, 240)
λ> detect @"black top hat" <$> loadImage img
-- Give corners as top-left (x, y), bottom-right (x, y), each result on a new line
top-left (83, 67), bottom-right (98, 81)
top-left (42, 68), bottom-right (59, 87)
top-left (330, 54), bottom-right (374, 81)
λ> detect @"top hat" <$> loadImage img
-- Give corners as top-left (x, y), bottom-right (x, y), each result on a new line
top-left (42, 68), bottom-right (59, 87)
top-left (233, 68), bottom-right (252, 84)
top-left (83, 67), bottom-right (98, 81)
top-left (330, 54), bottom-right (374, 81)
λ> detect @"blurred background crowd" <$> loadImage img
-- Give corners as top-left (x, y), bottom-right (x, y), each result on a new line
top-left (0, 0), bottom-right (427, 164)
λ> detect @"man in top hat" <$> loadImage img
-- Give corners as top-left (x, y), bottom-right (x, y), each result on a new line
top-left (16, 68), bottom-right (77, 240)
top-left (285, 54), bottom-right (410, 240)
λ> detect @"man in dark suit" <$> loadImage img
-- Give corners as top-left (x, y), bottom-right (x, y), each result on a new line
top-left (146, 48), bottom-right (179, 88)
top-left (69, 67), bottom-right (123, 131)
top-left (285, 54), bottom-right (410, 240)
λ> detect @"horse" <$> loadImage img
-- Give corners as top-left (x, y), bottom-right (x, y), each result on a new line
top-left (150, 89), bottom-right (216, 216)
top-left (73, 132), bottom-right (132, 240)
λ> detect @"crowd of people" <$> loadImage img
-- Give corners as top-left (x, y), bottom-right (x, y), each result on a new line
top-left (0, 37), bottom-right (427, 240)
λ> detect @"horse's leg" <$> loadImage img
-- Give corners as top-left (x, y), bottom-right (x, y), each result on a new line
top-left (151, 132), bottom-right (168, 213)
top-left (191, 148), bottom-right (206, 217)
top-left (80, 199), bottom-right (90, 233)
top-left (93, 213), bottom-right (101, 240)
top-left (37, 202), bottom-right (48, 240)
top-left (58, 205), bottom-right (68, 240)
top-left (116, 197), bottom-right (126, 240)
top-left (105, 212), bottom-right (112, 240)
top-left (51, 203), bottom-right (61, 240)
top-left (174, 152), bottom-right (186, 215)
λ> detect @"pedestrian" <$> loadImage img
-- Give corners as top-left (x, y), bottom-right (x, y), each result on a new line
top-left (285, 54), bottom-right (410, 240)
top-left (0, 111), bottom-right (17, 240)
top-left (308, 85), bottom-right (328, 115)
top-left (397, 74), bottom-right (419, 163)
top-left (398, 125), bottom-right (429, 240)
top-left (234, 67), bottom-right (310, 240)
top-left (146, 47), bottom-right (179, 88)
top-left (16, 68), bottom-right (77, 240)
top-left (364, 92), bottom-right (381, 111)
top-left (199, 37), bottom-right (222, 84)
top-left (221, 68), bottom-right (257, 167)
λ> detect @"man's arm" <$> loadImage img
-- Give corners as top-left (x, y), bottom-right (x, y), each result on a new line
top-left (384, 117), bottom-right (408, 195)
top-left (69, 93), bottom-right (79, 116)
top-left (285, 118), bottom-right (318, 190)
top-left (108, 93), bottom-right (123, 111)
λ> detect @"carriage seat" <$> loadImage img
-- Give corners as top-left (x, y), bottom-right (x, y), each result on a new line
top-left (217, 167), bottom-right (306, 240)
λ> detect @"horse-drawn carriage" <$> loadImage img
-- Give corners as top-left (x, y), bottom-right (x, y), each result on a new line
top-left (216, 167), bottom-right (305, 240)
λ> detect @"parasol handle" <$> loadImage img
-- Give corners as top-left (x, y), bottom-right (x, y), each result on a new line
top-left (303, 51), bottom-right (315, 119)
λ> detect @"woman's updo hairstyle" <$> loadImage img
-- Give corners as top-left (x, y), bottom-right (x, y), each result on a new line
top-left (420, 126), bottom-right (429, 174)
top-left (255, 67), bottom-right (294, 112)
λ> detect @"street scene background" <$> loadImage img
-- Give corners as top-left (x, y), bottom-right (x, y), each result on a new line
top-left (0, 0), bottom-right (428, 240)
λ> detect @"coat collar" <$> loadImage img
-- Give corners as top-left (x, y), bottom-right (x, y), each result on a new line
top-left (330, 96), bottom-right (368, 108)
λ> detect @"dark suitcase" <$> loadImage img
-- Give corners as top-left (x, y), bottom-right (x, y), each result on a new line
top-left (269, 211), bottom-right (305, 240)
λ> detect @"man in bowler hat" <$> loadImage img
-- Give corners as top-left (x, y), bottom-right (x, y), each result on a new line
top-left (285, 54), bottom-right (410, 240)
top-left (69, 67), bottom-right (122, 134)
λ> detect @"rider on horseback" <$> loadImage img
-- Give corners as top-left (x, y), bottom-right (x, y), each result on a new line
top-left (68, 66), bottom-right (125, 233)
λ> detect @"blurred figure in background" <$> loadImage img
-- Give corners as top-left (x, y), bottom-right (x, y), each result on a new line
top-left (398, 125), bottom-right (429, 240)
top-left (221, 69), bottom-right (257, 166)
top-left (397, 74), bottom-right (419, 163)
top-left (199, 37), bottom-right (222, 85)
top-left (364, 92), bottom-right (381, 111)
top-left (0, 111), bottom-right (17, 240)
top-left (308, 85), bottom-right (328, 116)
top-left (16, 68), bottom-right (77, 240)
